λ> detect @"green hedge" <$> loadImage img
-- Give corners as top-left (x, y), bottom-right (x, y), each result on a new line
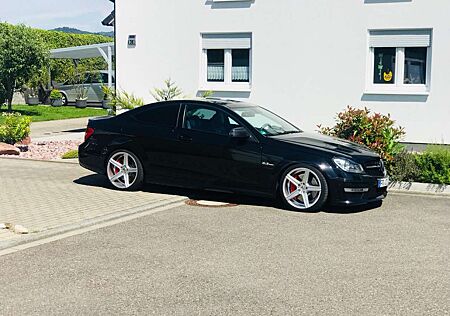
top-left (390, 146), bottom-right (450, 185)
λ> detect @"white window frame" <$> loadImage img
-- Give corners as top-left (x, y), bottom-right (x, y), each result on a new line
top-left (365, 30), bottom-right (432, 96)
top-left (199, 33), bottom-right (252, 92)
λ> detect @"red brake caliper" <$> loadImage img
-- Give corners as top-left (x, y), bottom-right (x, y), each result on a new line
top-left (290, 174), bottom-right (300, 196)
top-left (114, 157), bottom-right (122, 175)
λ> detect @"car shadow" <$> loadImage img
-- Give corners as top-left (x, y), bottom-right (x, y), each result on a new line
top-left (74, 174), bottom-right (382, 214)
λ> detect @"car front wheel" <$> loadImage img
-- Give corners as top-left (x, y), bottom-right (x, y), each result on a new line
top-left (280, 164), bottom-right (328, 212)
top-left (106, 150), bottom-right (144, 191)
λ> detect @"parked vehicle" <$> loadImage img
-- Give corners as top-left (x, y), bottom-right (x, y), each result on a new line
top-left (55, 71), bottom-right (115, 106)
top-left (79, 99), bottom-right (388, 211)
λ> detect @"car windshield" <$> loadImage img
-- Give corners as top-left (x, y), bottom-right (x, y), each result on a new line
top-left (231, 105), bottom-right (302, 136)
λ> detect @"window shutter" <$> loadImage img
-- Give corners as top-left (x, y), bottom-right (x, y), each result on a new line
top-left (369, 29), bottom-right (432, 48)
top-left (202, 33), bottom-right (252, 49)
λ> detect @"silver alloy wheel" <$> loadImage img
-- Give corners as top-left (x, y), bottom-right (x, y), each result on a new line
top-left (282, 167), bottom-right (322, 210)
top-left (107, 152), bottom-right (139, 189)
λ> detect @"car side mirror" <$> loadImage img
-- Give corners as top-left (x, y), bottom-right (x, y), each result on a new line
top-left (229, 127), bottom-right (250, 139)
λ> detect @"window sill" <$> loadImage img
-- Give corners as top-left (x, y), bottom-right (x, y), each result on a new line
top-left (364, 90), bottom-right (430, 96)
top-left (199, 83), bottom-right (251, 92)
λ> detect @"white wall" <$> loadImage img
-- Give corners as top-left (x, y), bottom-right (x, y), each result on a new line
top-left (115, 0), bottom-right (450, 144)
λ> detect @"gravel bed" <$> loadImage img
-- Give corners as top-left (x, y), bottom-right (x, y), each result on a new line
top-left (2, 141), bottom-right (81, 161)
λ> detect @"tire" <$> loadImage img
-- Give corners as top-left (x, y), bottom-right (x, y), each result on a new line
top-left (106, 149), bottom-right (144, 191)
top-left (279, 164), bottom-right (328, 212)
top-left (61, 92), bottom-right (68, 106)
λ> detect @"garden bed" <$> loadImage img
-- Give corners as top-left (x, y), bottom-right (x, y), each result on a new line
top-left (2, 141), bottom-right (80, 161)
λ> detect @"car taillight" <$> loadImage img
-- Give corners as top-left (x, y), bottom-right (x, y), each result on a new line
top-left (84, 127), bottom-right (95, 141)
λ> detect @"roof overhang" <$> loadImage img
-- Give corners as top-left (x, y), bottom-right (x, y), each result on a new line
top-left (50, 42), bottom-right (115, 60)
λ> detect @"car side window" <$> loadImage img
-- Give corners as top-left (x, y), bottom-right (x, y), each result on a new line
top-left (183, 104), bottom-right (239, 136)
top-left (134, 104), bottom-right (180, 128)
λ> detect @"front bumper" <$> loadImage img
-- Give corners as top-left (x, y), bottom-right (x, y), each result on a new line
top-left (327, 176), bottom-right (388, 206)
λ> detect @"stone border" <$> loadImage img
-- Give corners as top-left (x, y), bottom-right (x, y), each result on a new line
top-left (0, 156), bottom-right (78, 165)
top-left (0, 196), bottom-right (186, 252)
top-left (388, 181), bottom-right (449, 196)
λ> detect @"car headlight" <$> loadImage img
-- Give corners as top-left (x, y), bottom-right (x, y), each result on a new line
top-left (332, 157), bottom-right (364, 174)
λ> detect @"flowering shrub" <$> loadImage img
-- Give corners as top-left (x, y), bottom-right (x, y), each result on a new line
top-left (0, 113), bottom-right (32, 144)
top-left (318, 106), bottom-right (405, 163)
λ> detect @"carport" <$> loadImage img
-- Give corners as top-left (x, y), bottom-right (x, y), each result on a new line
top-left (50, 42), bottom-right (115, 87)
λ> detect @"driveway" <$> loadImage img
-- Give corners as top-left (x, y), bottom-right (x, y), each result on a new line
top-left (0, 158), bottom-right (184, 247)
top-left (31, 117), bottom-right (90, 142)
top-left (0, 190), bottom-right (448, 315)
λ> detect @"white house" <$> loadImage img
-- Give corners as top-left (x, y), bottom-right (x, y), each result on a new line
top-left (110, 0), bottom-right (450, 145)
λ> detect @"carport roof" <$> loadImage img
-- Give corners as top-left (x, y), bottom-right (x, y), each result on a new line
top-left (50, 42), bottom-right (115, 60)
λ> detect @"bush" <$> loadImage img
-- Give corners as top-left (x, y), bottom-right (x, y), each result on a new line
top-left (415, 146), bottom-right (450, 185)
top-left (390, 150), bottom-right (420, 182)
top-left (50, 89), bottom-right (62, 100)
top-left (106, 88), bottom-right (144, 110)
top-left (319, 106), bottom-right (405, 163)
top-left (61, 149), bottom-right (78, 159)
top-left (0, 113), bottom-right (32, 144)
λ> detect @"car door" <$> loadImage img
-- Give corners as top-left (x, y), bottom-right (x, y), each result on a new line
top-left (174, 102), bottom-right (264, 192)
top-left (125, 102), bottom-right (184, 186)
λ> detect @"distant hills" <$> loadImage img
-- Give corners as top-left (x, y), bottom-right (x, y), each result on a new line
top-left (51, 27), bottom-right (114, 38)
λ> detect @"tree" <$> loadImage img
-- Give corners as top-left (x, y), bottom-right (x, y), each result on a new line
top-left (0, 23), bottom-right (48, 111)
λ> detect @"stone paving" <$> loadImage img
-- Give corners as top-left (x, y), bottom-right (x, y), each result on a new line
top-left (0, 158), bottom-right (184, 246)
top-left (31, 117), bottom-right (90, 142)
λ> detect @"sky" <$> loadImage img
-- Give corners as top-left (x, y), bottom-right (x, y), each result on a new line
top-left (0, 0), bottom-right (114, 32)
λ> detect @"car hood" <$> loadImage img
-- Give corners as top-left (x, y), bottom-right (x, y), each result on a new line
top-left (272, 132), bottom-right (379, 158)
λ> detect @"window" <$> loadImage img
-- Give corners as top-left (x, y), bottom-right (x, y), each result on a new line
top-left (404, 47), bottom-right (427, 84)
top-left (207, 49), bottom-right (225, 82)
top-left (232, 49), bottom-right (250, 82)
top-left (184, 104), bottom-right (239, 136)
top-left (231, 106), bottom-right (300, 136)
top-left (367, 29), bottom-right (432, 94)
top-left (201, 33), bottom-right (252, 90)
top-left (134, 104), bottom-right (180, 127)
top-left (373, 48), bottom-right (396, 84)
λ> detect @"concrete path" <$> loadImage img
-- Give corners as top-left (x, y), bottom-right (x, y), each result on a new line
top-left (31, 117), bottom-right (91, 142)
top-left (0, 158), bottom-right (185, 248)
top-left (0, 194), bottom-right (448, 315)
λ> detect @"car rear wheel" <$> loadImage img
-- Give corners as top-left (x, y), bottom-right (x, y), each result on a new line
top-left (280, 164), bottom-right (328, 212)
top-left (107, 150), bottom-right (144, 191)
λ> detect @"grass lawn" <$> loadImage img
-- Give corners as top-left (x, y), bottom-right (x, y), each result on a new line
top-left (0, 104), bottom-right (108, 124)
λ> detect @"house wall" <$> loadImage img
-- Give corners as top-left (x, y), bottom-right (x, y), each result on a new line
top-left (115, 0), bottom-right (450, 144)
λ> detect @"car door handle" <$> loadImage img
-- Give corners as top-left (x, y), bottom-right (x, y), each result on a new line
top-left (178, 135), bottom-right (192, 142)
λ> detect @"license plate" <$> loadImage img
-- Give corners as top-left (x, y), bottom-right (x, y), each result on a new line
top-left (377, 177), bottom-right (389, 188)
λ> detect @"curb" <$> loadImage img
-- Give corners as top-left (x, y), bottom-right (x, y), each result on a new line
top-left (0, 156), bottom-right (79, 165)
top-left (388, 181), bottom-right (449, 197)
top-left (0, 196), bottom-right (186, 252)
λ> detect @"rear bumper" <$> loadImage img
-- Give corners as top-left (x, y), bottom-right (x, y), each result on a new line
top-left (78, 142), bottom-right (106, 175)
top-left (327, 176), bottom-right (388, 206)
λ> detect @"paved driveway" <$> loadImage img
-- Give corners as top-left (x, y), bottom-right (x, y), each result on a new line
top-left (0, 192), bottom-right (448, 315)
top-left (0, 158), bottom-right (184, 246)
top-left (31, 117), bottom-right (90, 142)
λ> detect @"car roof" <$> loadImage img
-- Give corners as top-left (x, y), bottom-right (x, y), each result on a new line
top-left (156, 98), bottom-right (256, 109)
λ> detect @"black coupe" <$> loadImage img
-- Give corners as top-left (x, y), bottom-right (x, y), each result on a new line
top-left (79, 99), bottom-right (388, 211)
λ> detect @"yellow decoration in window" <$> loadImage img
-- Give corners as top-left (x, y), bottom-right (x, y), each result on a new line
top-left (383, 71), bottom-right (393, 82)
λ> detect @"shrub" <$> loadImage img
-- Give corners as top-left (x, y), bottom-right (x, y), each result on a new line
top-left (151, 79), bottom-right (183, 101)
top-left (0, 113), bottom-right (32, 144)
top-left (61, 149), bottom-right (78, 159)
top-left (319, 106), bottom-right (405, 163)
top-left (107, 89), bottom-right (144, 110)
top-left (415, 146), bottom-right (450, 185)
top-left (390, 150), bottom-right (420, 182)
top-left (50, 89), bottom-right (62, 100)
